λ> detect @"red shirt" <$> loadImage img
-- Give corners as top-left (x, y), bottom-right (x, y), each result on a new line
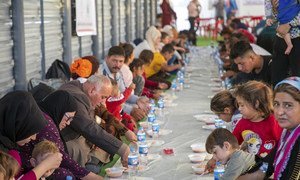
top-left (106, 88), bottom-right (132, 120)
top-left (233, 114), bottom-right (283, 157)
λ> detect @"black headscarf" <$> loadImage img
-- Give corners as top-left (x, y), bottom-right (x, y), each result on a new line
top-left (0, 91), bottom-right (47, 151)
top-left (38, 90), bottom-right (77, 128)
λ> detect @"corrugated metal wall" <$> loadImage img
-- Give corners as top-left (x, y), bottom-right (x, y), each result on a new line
top-left (97, 0), bottom-right (103, 59)
top-left (43, 0), bottom-right (63, 71)
top-left (24, 0), bottom-right (41, 80)
top-left (102, 0), bottom-right (112, 56)
top-left (131, 0), bottom-right (136, 41)
top-left (0, 0), bottom-right (157, 96)
top-left (119, 0), bottom-right (126, 43)
top-left (0, 0), bottom-right (14, 98)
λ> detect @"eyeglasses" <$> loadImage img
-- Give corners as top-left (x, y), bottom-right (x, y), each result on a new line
top-left (64, 113), bottom-right (74, 123)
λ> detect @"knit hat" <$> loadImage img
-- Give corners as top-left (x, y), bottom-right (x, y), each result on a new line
top-left (70, 58), bottom-right (92, 78)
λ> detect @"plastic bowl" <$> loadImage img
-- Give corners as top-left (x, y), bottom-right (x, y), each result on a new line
top-left (190, 143), bottom-right (206, 153)
top-left (105, 167), bottom-right (124, 178)
top-left (192, 163), bottom-right (206, 174)
top-left (188, 153), bottom-right (206, 163)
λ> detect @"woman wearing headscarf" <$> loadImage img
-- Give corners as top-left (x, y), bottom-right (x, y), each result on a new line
top-left (0, 91), bottom-right (62, 179)
top-left (238, 77), bottom-right (300, 179)
top-left (160, 0), bottom-right (177, 27)
top-left (20, 90), bottom-right (102, 180)
top-left (133, 26), bottom-right (162, 57)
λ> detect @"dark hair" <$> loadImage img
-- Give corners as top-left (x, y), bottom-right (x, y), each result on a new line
top-left (234, 81), bottom-right (273, 118)
top-left (108, 46), bottom-right (125, 57)
top-left (119, 43), bottom-right (134, 63)
top-left (210, 90), bottom-right (236, 113)
top-left (230, 41), bottom-right (253, 60)
top-left (139, 50), bottom-right (154, 65)
top-left (220, 27), bottom-right (232, 36)
top-left (161, 32), bottom-right (170, 41)
top-left (129, 58), bottom-right (144, 72)
top-left (161, 43), bottom-right (175, 54)
top-left (205, 128), bottom-right (239, 154)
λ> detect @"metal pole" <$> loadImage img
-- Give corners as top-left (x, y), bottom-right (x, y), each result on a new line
top-left (111, 0), bottom-right (118, 46)
top-left (92, 0), bottom-right (100, 61)
top-left (136, 0), bottom-right (141, 38)
top-left (63, 0), bottom-right (72, 65)
top-left (40, 0), bottom-right (46, 79)
top-left (12, 0), bottom-right (27, 90)
top-left (78, 37), bottom-right (82, 57)
top-left (125, 0), bottom-right (131, 42)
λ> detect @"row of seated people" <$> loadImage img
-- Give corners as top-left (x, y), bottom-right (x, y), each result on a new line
top-left (0, 25), bottom-right (189, 179)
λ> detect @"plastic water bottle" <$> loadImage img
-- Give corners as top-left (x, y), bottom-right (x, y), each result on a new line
top-left (157, 96), bottom-right (164, 109)
top-left (138, 142), bottom-right (148, 166)
top-left (66, 176), bottom-right (73, 180)
top-left (179, 75), bottom-right (184, 91)
top-left (137, 127), bottom-right (146, 142)
top-left (147, 110), bottom-right (156, 125)
top-left (215, 118), bottom-right (226, 129)
top-left (128, 142), bottom-right (139, 176)
top-left (149, 99), bottom-right (156, 112)
top-left (214, 162), bottom-right (225, 180)
top-left (152, 122), bottom-right (160, 140)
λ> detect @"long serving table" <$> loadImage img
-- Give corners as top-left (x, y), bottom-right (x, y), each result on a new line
top-left (107, 46), bottom-right (220, 180)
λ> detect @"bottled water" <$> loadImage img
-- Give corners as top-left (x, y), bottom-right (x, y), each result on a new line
top-left (152, 122), bottom-right (160, 140)
top-left (149, 99), bottom-right (156, 112)
top-left (137, 127), bottom-right (146, 142)
top-left (66, 176), bottom-right (73, 180)
top-left (147, 110), bottom-right (156, 125)
top-left (214, 162), bottom-right (225, 180)
top-left (157, 96), bottom-right (164, 109)
top-left (128, 142), bottom-right (139, 177)
top-left (215, 118), bottom-right (226, 129)
top-left (171, 80), bottom-right (177, 97)
top-left (138, 142), bottom-right (148, 166)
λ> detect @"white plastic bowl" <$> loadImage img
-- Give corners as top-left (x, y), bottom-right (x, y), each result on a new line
top-left (192, 163), bottom-right (206, 174)
top-left (190, 143), bottom-right (206, 153)
top-left (188, 153), bottom-right (206, 163)
top-left (105, 167), bottom-right (124, 178)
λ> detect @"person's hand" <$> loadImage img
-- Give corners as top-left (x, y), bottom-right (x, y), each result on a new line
top-left (158, 82), bottom-right (168, 90)
top-left (277, 23), bottom-right (291, 36)
top-left (129, 83), bottom-right (136, 90)
top-left (266, 19), bottom-right (273, 26)
top-left (220, 70), bottom-right (235, 80)
top-left (177, 63), bottom-right (182, 69)
top-left (121, 146), bottom-right (130, 167)
top-left (205, 158), bottom-right (216, 173)
top-left (42, 152), bottom-right (63, 169)
top-left (130, 107), bottom-right (146, 121)
top-left (137, 97), bottom-right (150, 112)
top-left (125, 130), bottom-right (137, 142)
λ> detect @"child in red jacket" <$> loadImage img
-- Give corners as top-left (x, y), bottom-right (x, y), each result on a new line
top-left (106, 80), bottom-right (137, 132)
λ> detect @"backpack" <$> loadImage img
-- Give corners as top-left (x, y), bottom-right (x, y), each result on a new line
top-left (45, 59), bottom-right (71, 81)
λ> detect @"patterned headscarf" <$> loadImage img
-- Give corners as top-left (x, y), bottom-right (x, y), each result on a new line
top-left (70, 58), bottom-right (92, 78)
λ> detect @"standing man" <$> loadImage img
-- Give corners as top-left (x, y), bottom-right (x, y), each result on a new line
top-left (101, 46), bottom-right (149, 121)
top-left (224, 0), bottom-right (238, 19)
top-left (187, 0), bottom-right (201, 32)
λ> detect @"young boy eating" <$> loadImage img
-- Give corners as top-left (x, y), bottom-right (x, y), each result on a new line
top-left (205, 128), bottom-right (256, 179)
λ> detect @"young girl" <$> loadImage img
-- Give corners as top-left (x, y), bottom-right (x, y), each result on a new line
top-left (119, 43), bottom-right (135, 87)
top-left (129, 58), bottom-right (146, 96)
top-left (0, 151), bottom-right (19, 180)
top-left (106, 79), bottom-right (137, 132)
top-left (139, 49), bottom-right (169, 91)
top-left (210, 90), bottom-right (242, 131)
top-left (232, 81), bottom-right (282, 157)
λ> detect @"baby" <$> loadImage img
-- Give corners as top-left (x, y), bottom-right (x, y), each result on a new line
top-left (30, 140), bottom-right (60, 179)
